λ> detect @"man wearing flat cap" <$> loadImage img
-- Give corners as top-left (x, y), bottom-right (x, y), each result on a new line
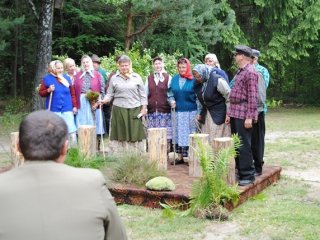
top-left (91, 54), bottom-right (111, 137)
top-left (251, 48), bottom-right (270, 176)
top-left (225, 45), bottom-right (259, 186)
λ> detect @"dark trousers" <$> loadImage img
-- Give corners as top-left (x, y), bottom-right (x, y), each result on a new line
top-left (251, 112), bottom-right (265, 173)
top-left (231, 118), bottom-right (255, 181)
top-left (103, 104), bottom-right (111, 136)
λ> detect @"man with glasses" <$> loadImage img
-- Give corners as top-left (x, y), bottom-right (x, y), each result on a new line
top-left (225, 45), bottom-right (259, 186)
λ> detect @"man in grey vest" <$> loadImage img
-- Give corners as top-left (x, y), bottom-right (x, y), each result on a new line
top-left (251, 49), bottom-right (270, 176)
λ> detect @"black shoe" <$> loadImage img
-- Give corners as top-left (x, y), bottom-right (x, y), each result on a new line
top-left (238, 179), bottom-right (255, 186)
top-left (171, 159), bottom-right (184, 165)
top-left (254, 171), bottom-right (262, 176)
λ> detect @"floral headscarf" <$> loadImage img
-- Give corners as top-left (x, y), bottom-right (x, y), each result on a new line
top-left (193, 64), bottom-right (213, 82)
top-left (177, 58), bottom-right (193, 80)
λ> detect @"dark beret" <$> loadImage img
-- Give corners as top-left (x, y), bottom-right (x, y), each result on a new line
top-left (233, 45), bottom-right (253, 57)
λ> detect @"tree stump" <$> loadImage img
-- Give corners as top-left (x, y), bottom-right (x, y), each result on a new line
top-left (189, 133), bottom-right (209, 177)
top-left (213, 137), bottom-right (236, 185)
top-left (147, 128), bottom-right (167, 170)
top-left (10, 132), bottom-right (24, 167)
top-left (78, 125), bottom-right (96, 158)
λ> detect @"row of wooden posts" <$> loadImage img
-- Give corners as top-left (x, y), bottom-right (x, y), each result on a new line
top-left (10, 126), bottom-right (235, 185)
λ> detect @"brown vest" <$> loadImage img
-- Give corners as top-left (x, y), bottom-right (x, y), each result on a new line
top-left (147, 73), bottom-right (171, 113)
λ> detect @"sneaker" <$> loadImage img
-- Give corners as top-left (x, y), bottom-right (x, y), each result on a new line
top-left (238, 178), bottom-right (255, 186)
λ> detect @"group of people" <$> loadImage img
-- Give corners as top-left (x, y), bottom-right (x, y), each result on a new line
top-left (0, 44), bottom-right (269, 239)
top-left (38, 47), bottom-right (269, 183)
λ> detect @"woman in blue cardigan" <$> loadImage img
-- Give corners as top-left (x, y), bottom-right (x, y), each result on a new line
top-left (168, 58), bottom-right (198, 165)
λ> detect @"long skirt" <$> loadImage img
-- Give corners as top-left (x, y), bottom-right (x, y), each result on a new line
top-left (201, 111), bottom-right (231, 144)
top-left (76, 94), bottom-right (105, 135)
top-left (147, 112), bottom-right (172, 140)
top-left (54, 111), bottom-right (77, 134)
top-left (172, 110), bottom-right (197, 157)
top-left (108, 105), bottom-right (146, 154)
top-left (110, 105), bottom-right (145, 141)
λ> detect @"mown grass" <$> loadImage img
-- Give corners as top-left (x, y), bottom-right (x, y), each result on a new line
top-left (1, 107), bottom-right (320, 239)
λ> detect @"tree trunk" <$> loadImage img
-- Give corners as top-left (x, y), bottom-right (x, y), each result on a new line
top-left (125, 7), bottom-right (133, 52)
top-left (32, 0), bottom-right (55, 110)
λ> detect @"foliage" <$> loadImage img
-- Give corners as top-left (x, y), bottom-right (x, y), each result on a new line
top-left (187, 134), bottom-right (240, 216)
top-left (4, 97), bottom-right (31, 114)
top-left (64, 148), bottom-right (106, 169)
top-left (110, 152), bottom-right (166, 186)
top-left (161, 134), bottom-right (240, 220)
top-left (100, 42), bottom-right (182, 80)
top-left (266, 98), bottom-right (283, 109)
top-left (145, 176), bottom-right (175, 191)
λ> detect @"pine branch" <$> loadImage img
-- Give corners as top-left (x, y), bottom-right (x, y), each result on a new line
top-left (27, 0), bottom-right (39, 20)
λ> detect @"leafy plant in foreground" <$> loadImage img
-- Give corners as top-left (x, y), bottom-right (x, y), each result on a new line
top-left (162, 134), bottom-right (240, 220)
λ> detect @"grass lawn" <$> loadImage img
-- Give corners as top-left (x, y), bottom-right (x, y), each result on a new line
top-left (1, 107), bottom-right (320, 239)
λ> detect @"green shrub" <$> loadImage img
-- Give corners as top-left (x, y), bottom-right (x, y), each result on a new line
top-left (100, 42), bottom-right (182, 81)
top-left (64, 148), bottom-right (106, 169)
top-left (4, 97), bottom-right (31, 114)
top-left (110, 152), bottom-right (166, 186)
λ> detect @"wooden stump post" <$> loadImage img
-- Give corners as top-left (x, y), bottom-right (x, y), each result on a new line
top-left (10, 132), bottom-right (24, 167)
top-left (147, 128), bottom-right (167, 170)
top-left (213, 137), bottom-right (236, 185)
top-left (78, 125), bottom-right (96, 158)
top-left (189, 133), bottom-right (209, 177)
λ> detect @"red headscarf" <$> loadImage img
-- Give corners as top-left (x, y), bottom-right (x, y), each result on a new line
top-left (177, 58), bottom-right (193, 80)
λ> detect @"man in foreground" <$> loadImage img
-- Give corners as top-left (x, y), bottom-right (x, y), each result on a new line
top-left (0, 110), bottom-right (127, 240)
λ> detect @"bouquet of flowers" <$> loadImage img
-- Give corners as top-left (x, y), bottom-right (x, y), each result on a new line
top-left (85, 91), bottom-right (99, 110)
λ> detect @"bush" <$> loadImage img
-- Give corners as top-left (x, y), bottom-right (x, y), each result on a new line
top-left (64, 148), bottom-right (106, 169)
top-left (110, 152), bottom-right (166, 186)
top-left (4, 97), bottom-right (31, 114)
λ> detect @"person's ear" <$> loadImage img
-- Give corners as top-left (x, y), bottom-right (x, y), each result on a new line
top-left (56, 140), bottom-right (68, 163)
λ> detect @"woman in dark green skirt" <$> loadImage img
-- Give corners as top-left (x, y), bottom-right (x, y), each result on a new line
top-left (100, 55), bottom-right (147, 153)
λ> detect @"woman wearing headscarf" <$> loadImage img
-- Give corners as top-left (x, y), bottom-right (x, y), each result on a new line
top-left (145, 57), bottom-right (172, 149)
top-left (63, 58), bottom-right (78, 85)
top-left (168, 57), bottom-right (198, 165)
top-left (100, 55), bottom-right (147, 153)
top-left (193, 64), bottom-right (231, 143)
top-left (204, 53), bottom-right (229, 82)
top-left (38, 60), bottom-right (77, 147)
top-left (74, 55), bottom-right (105, 149)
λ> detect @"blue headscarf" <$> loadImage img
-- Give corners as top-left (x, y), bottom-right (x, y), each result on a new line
top-left (192, 64), bottom-right (213, 82)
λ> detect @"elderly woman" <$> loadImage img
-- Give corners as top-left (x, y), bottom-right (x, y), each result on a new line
top-left (168, 57), bottom-right (198, 165)
top-left (145, 56), bottom-right (172, 149)
top-left (204, 53), bottom-right (229, 82)
top-left (74, 55), bottom-right (105, 149)
top-left (63, 58), bottom-right (77, 84)
top-left (193, 64), bottom-right (231, 143)
top-left (100, 55), bottom-right (147, 153)
top-left (38, 60), bottom-right (77, 147)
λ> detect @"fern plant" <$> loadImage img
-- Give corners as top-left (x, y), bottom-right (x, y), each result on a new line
top-left (161, 134), bottom-right (241, 220)
top-left (187, 135), bottom-right (241, 219)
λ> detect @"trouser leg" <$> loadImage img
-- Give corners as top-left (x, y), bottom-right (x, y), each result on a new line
top-left (231, 118), bottom-right (255, 181)
top-left (103, 104), bottom-right (111, 136)
top-left (251, 112), bottom-right (265, 173)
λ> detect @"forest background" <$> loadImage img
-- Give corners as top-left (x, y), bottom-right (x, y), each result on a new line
top-left (1, 0), bottom-right (320, 111)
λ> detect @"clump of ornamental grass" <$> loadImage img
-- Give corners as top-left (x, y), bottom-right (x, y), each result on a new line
top-left (65, 148), bottom-right (106, 169)
top-left (110, 152), bottom-right (166, 187)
